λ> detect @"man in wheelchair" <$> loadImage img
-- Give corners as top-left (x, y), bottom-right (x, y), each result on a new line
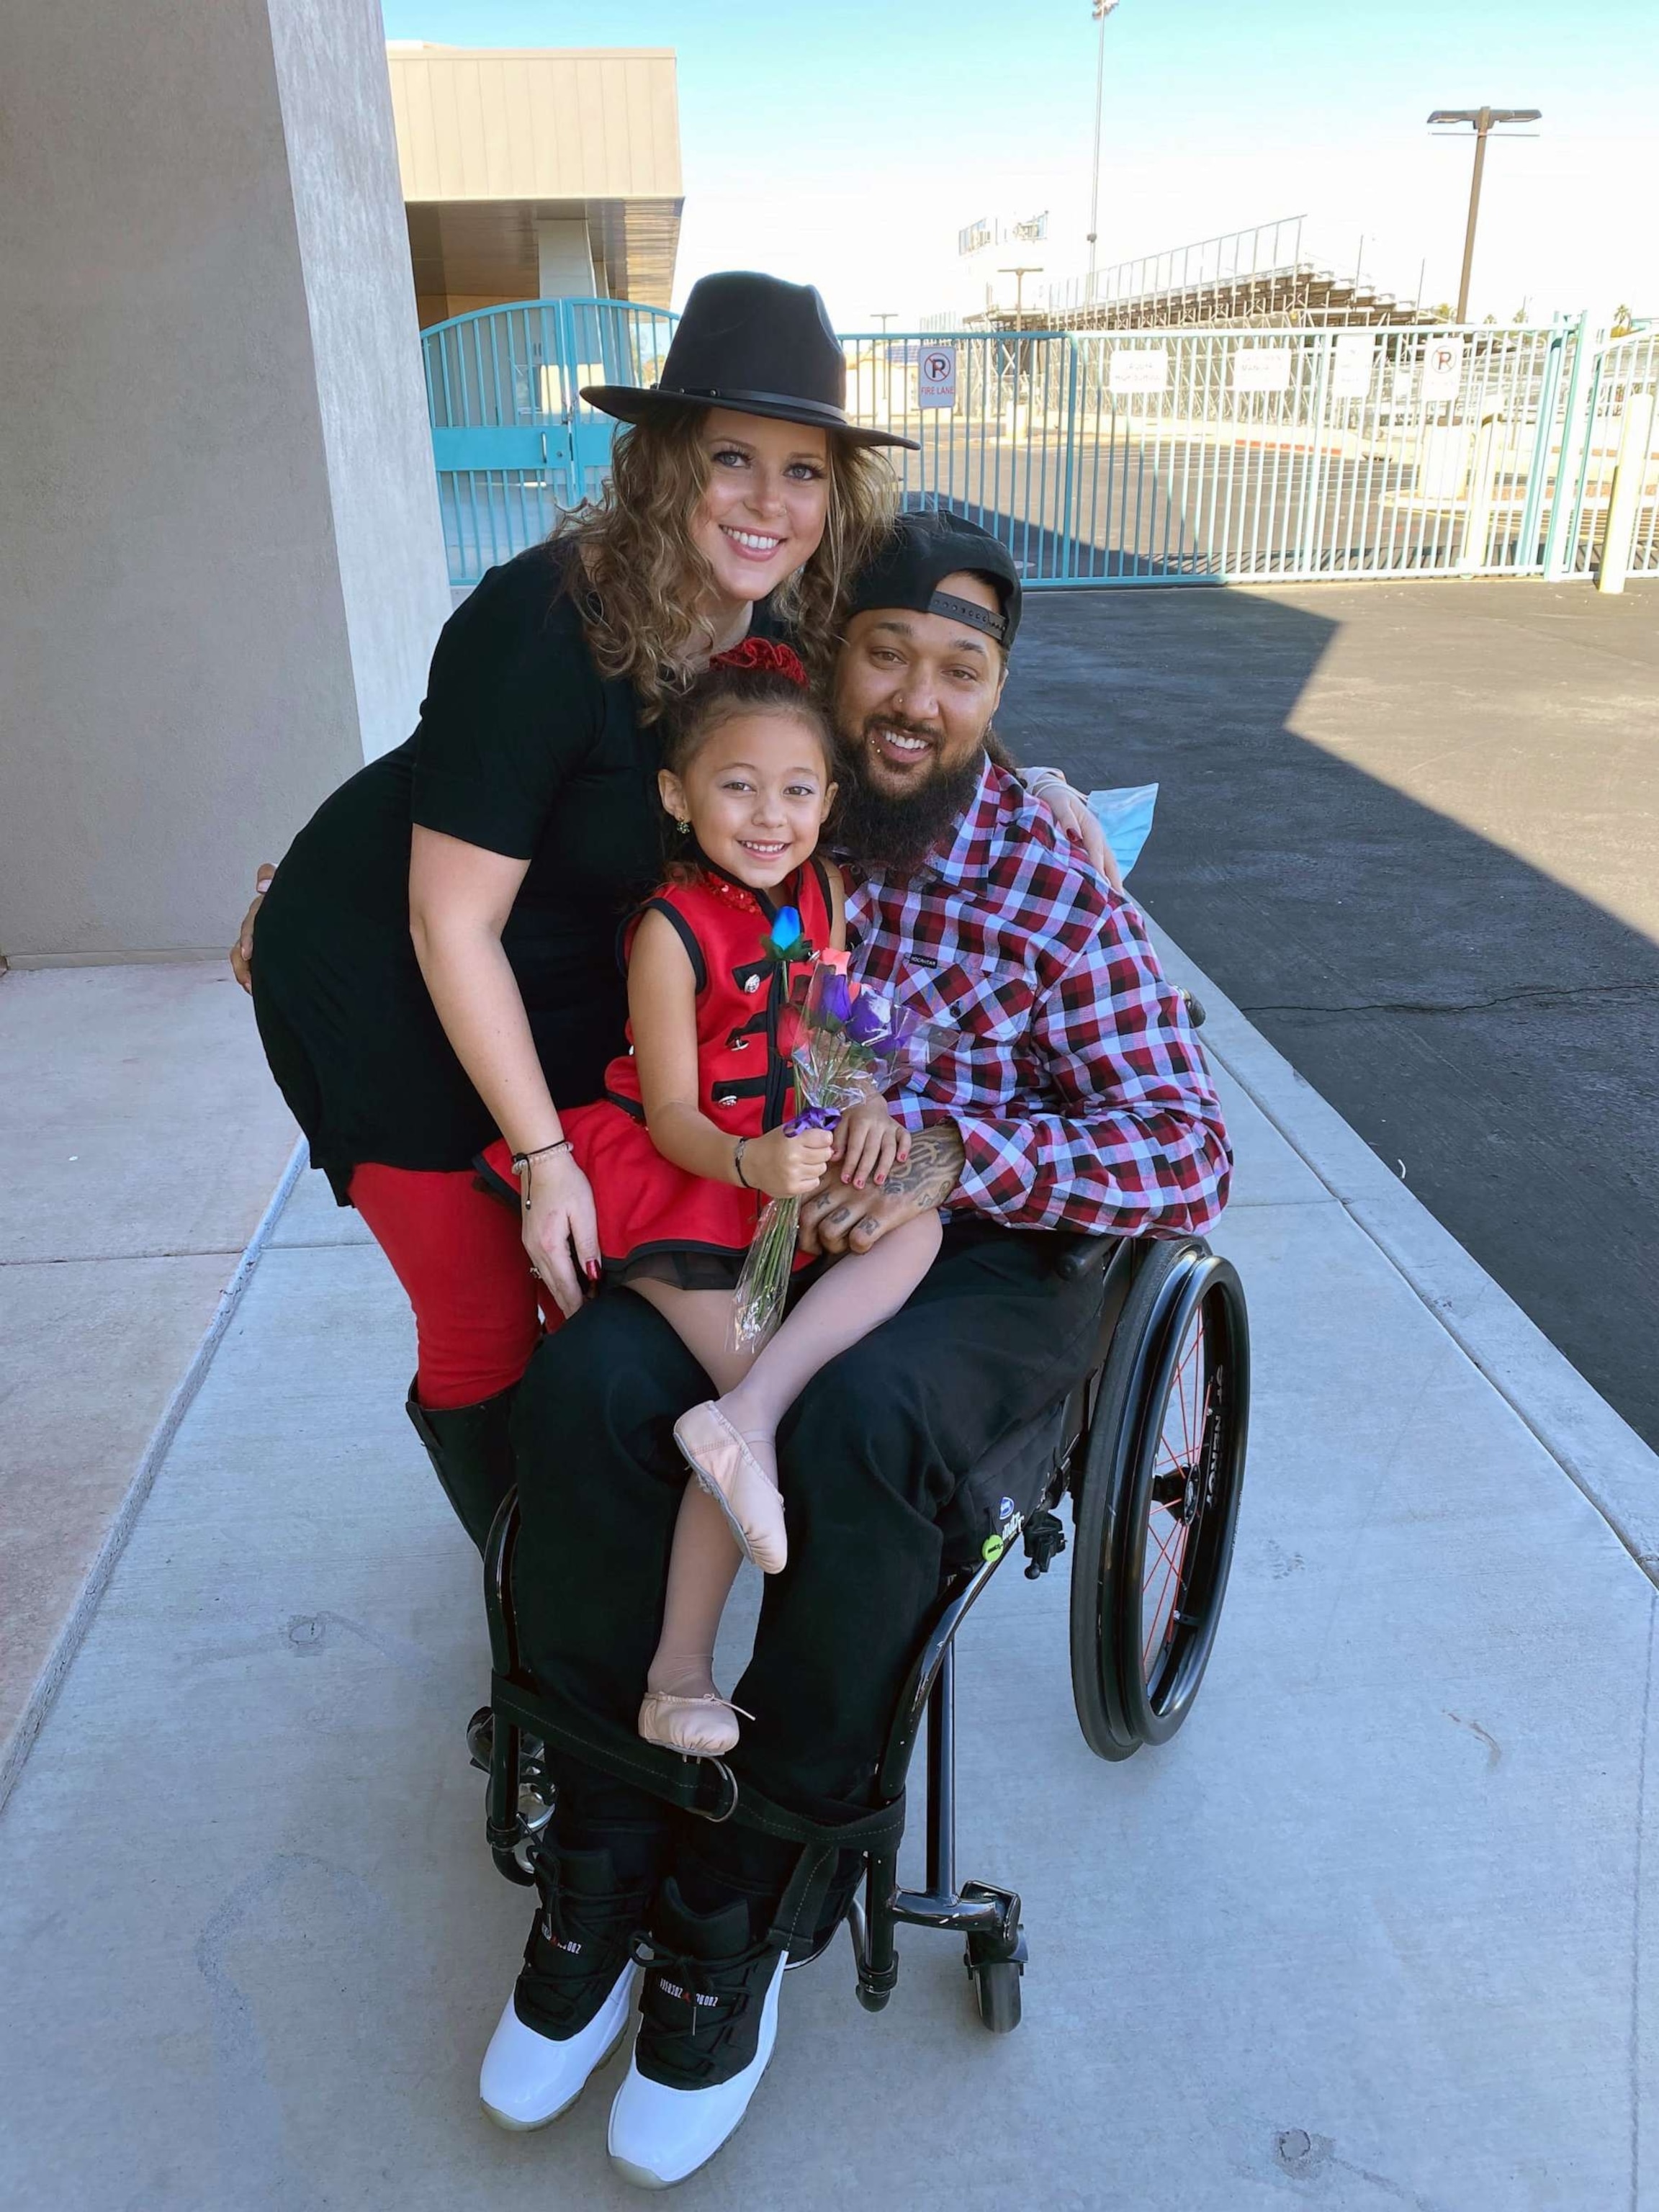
top-left (484, 512), bottom-right (1232, 2185)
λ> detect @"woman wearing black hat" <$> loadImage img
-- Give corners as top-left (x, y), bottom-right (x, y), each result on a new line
top-left (238, 272), bottom-right (912, 1547)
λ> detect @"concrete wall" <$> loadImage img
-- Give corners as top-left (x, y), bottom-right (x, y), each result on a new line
top-left (0, 0), bottom-right (451, 961)
top-left (537, 217), bottom-right (596, 298)
top-left (269, 0), bottom-right (452, 768)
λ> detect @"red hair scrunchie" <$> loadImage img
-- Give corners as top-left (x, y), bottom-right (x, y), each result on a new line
top-left (710, 637), bottom-right (809, 688)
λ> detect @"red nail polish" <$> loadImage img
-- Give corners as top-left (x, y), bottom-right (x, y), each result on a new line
top-left (585, 1259), bottom-right (601, 1282)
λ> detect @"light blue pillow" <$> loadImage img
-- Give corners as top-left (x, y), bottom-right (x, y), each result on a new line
top-left (1086, 783), bottom-right (1159, 878)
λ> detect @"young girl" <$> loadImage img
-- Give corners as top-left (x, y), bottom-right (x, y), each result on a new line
top-left (500, 641), bottom-right (943, 1758)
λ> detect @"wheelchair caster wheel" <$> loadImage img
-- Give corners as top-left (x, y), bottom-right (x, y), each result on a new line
top-left (855, 1982), bottom-right (890, 2013)
top-left (967, 1956), bottom-right (1022, 2033)
top-left (965, 1920), bottom-right (1027, 2035)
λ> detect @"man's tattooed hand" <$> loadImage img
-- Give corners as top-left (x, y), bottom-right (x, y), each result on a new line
top-left (798, 1123), bottom-right (965, 1256)
top-left (877, 1125), bottom-right (964, 1210)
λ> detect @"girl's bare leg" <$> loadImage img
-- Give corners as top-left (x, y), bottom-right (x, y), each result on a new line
top-left (629, 1282), bottom-right (753, 1398)
top-left (628, 1284), bottom-right (755, 1730)
top-left (714, 1209), bottom-right (943, 1485)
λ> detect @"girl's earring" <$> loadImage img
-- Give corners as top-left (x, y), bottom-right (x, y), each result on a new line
top-left (675, 817), bottom-right (691, 837)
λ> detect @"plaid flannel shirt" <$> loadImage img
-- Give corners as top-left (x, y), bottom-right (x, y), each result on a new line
top-left (843, 759), bottom-right (1231, 1237)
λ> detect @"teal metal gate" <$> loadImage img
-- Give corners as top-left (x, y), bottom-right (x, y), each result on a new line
top-left (423, 297), bottom-right (676, 585)
top-left (1543, 325), bottom-right (1659, 580)
top-left (425, 303), bottom-right (1650, 591)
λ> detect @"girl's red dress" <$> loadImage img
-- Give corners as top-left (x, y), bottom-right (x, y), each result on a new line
top-left (482, 858), bottom-right (834, 1287)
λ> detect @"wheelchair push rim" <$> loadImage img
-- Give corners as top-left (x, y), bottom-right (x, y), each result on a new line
top-left (1068, 1239), bottom-right (1249, 1759)
top-left (1116, 1252), bottom-right (1249, 1745)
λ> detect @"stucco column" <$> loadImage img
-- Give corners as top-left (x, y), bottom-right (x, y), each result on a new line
top-left (537, 217), bottom-right (598, 300)
top-left (0, 0), bottom-right (452, 963)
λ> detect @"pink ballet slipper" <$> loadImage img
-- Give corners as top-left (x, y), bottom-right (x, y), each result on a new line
top-left (637, 1690), bottom-right (752, 1758)
top-left (672, 1402), bottom-right (787, 1573)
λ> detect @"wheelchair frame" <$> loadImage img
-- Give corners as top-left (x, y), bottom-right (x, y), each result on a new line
top-left (479, 1226), bottom-right (1248, 2036)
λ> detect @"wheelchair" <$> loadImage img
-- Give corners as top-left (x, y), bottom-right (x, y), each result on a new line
top-left (472, 1218), bottom-right (1249, 2038)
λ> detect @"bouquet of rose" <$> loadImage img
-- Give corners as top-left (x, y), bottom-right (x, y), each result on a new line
top-left (730, 920), bottom-right (932, 1354)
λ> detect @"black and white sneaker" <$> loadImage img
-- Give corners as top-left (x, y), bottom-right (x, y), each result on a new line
top-left (478, 1844), bottom-right (644, 2131)
top-left (607, 1879), bottom-right (786, 2189)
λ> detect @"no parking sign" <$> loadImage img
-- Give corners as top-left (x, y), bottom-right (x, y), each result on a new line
top-left (918, 346), bottom-right (958, 409)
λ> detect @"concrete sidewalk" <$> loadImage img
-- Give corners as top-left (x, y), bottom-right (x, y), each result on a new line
top-left (2, 938), bottom-right (1656, 2211)
top-left (0, 962), bottom-right (302, 1797)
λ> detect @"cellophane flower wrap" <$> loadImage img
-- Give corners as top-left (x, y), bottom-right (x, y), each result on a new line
top-left (729, 950), bottom-right (934, 1354)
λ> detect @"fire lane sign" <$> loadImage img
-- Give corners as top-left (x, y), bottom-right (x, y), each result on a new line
top-left (918, 346), bottom-right (958, 409)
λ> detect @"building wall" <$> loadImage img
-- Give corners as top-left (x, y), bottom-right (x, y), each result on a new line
top-left (537, 218), bottom-right (596, 298)
top-left (269, 0), bottom-right (453, 765)
top-left (389, 48), bottom-right (680, 202)
top-left (0, 0), bottom-right (451, 961)
top-left (390, 45), bottom-right (683, 307)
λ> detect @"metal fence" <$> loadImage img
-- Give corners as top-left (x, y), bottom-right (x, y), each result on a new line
top-left (422, 297), bottom-right (676, 585)
top-left (424, 303), bottom-right (1655, 593)
top-left (1548, 326), bottom-right (1659, 579)
top-left (840, 322), bottom-right (1596, 585)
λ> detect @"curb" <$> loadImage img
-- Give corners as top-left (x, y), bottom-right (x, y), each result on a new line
top-left (1147, 921), bottom-right (1659, 1586)
top-left (0, 1138), bottom-right (309, 1814)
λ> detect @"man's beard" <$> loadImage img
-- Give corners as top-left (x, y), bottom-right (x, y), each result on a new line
top-left (835, 720), bottom-right (987, 874)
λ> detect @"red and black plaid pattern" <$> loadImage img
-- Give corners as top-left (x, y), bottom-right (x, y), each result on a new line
top-left (844, 761), bottom-right (1231, 1237)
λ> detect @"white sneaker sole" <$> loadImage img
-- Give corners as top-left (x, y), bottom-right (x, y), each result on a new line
top-left (479, 1964), bottom-right (635, 2131)
top-left (607, 1950), bottom-right (785, 2188)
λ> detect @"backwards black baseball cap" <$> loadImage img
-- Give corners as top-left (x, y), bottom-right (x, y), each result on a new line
top-left (847, 509), bottom-right (1022, 652)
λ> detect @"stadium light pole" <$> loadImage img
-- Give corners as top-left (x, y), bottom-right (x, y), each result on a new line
top-left (1426, 106), bottom-right (1541, 321)
top-left (1087, 0), bottom-right (1122, 298)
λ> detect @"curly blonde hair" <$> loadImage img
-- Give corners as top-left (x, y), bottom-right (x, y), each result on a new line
top-left (552, 410), bottom-right (895, 718)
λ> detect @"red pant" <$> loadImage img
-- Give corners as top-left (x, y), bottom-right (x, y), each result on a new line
top-left (349, 1163), bottom-right (558, 1410)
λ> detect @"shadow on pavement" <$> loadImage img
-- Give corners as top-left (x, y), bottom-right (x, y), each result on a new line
top-left (1005, 583), bottom-right (1659, 1449)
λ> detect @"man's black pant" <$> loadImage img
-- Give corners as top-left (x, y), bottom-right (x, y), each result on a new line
top-left (510, 1221), bottom-right (1105, 1921)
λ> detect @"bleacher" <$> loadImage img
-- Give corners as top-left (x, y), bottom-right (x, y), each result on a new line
top-left (926, 215), bottom-right (1444, 335)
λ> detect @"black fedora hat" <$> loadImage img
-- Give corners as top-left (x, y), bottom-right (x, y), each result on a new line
top-left (581, 271), bottom-right (920, 452)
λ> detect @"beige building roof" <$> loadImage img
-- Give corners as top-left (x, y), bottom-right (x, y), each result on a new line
top-left (387, 44), bottom-right (683, 317)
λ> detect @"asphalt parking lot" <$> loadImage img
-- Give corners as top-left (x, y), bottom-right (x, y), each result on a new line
top-left (1007, 577), bottom-right (1659, 1448)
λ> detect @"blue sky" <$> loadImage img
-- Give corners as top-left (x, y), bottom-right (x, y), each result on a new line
top-left (382, 1), bottom-right (1658, 324)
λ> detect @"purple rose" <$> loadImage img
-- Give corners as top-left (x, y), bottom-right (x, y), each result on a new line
top-left (819, 973), bottom-right (853, 1026)
top-left (846, 992), bottom-right (888, 1044)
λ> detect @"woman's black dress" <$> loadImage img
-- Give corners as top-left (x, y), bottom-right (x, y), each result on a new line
top-left (252, 540), bottom-right (787, 1203)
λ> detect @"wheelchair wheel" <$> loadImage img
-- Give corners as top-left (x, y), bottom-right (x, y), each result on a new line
top-left (1069, 1240), bottom-right (1249, 1758)
top-left (964, 1925), bottom-right (1027, 2034)
top-left (968, 1955), bottom-right (1022, 2033)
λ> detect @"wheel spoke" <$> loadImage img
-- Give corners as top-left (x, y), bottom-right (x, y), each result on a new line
top-left (1144, 1508), bottom-right (1186, 1578)
top-left (1171, 1328), bottom-right (1202, 1467)
top-left (1161, 1373), bottom-right (1218, 1642)
top-left (1142, 1517), bottom-right (1190, 1672)
top-left (1141, 1318), bottom-right (1216, 1686)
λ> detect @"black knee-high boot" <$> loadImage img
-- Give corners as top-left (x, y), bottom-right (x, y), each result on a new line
top-left (405, 1380), bottom-right (518, 1552)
